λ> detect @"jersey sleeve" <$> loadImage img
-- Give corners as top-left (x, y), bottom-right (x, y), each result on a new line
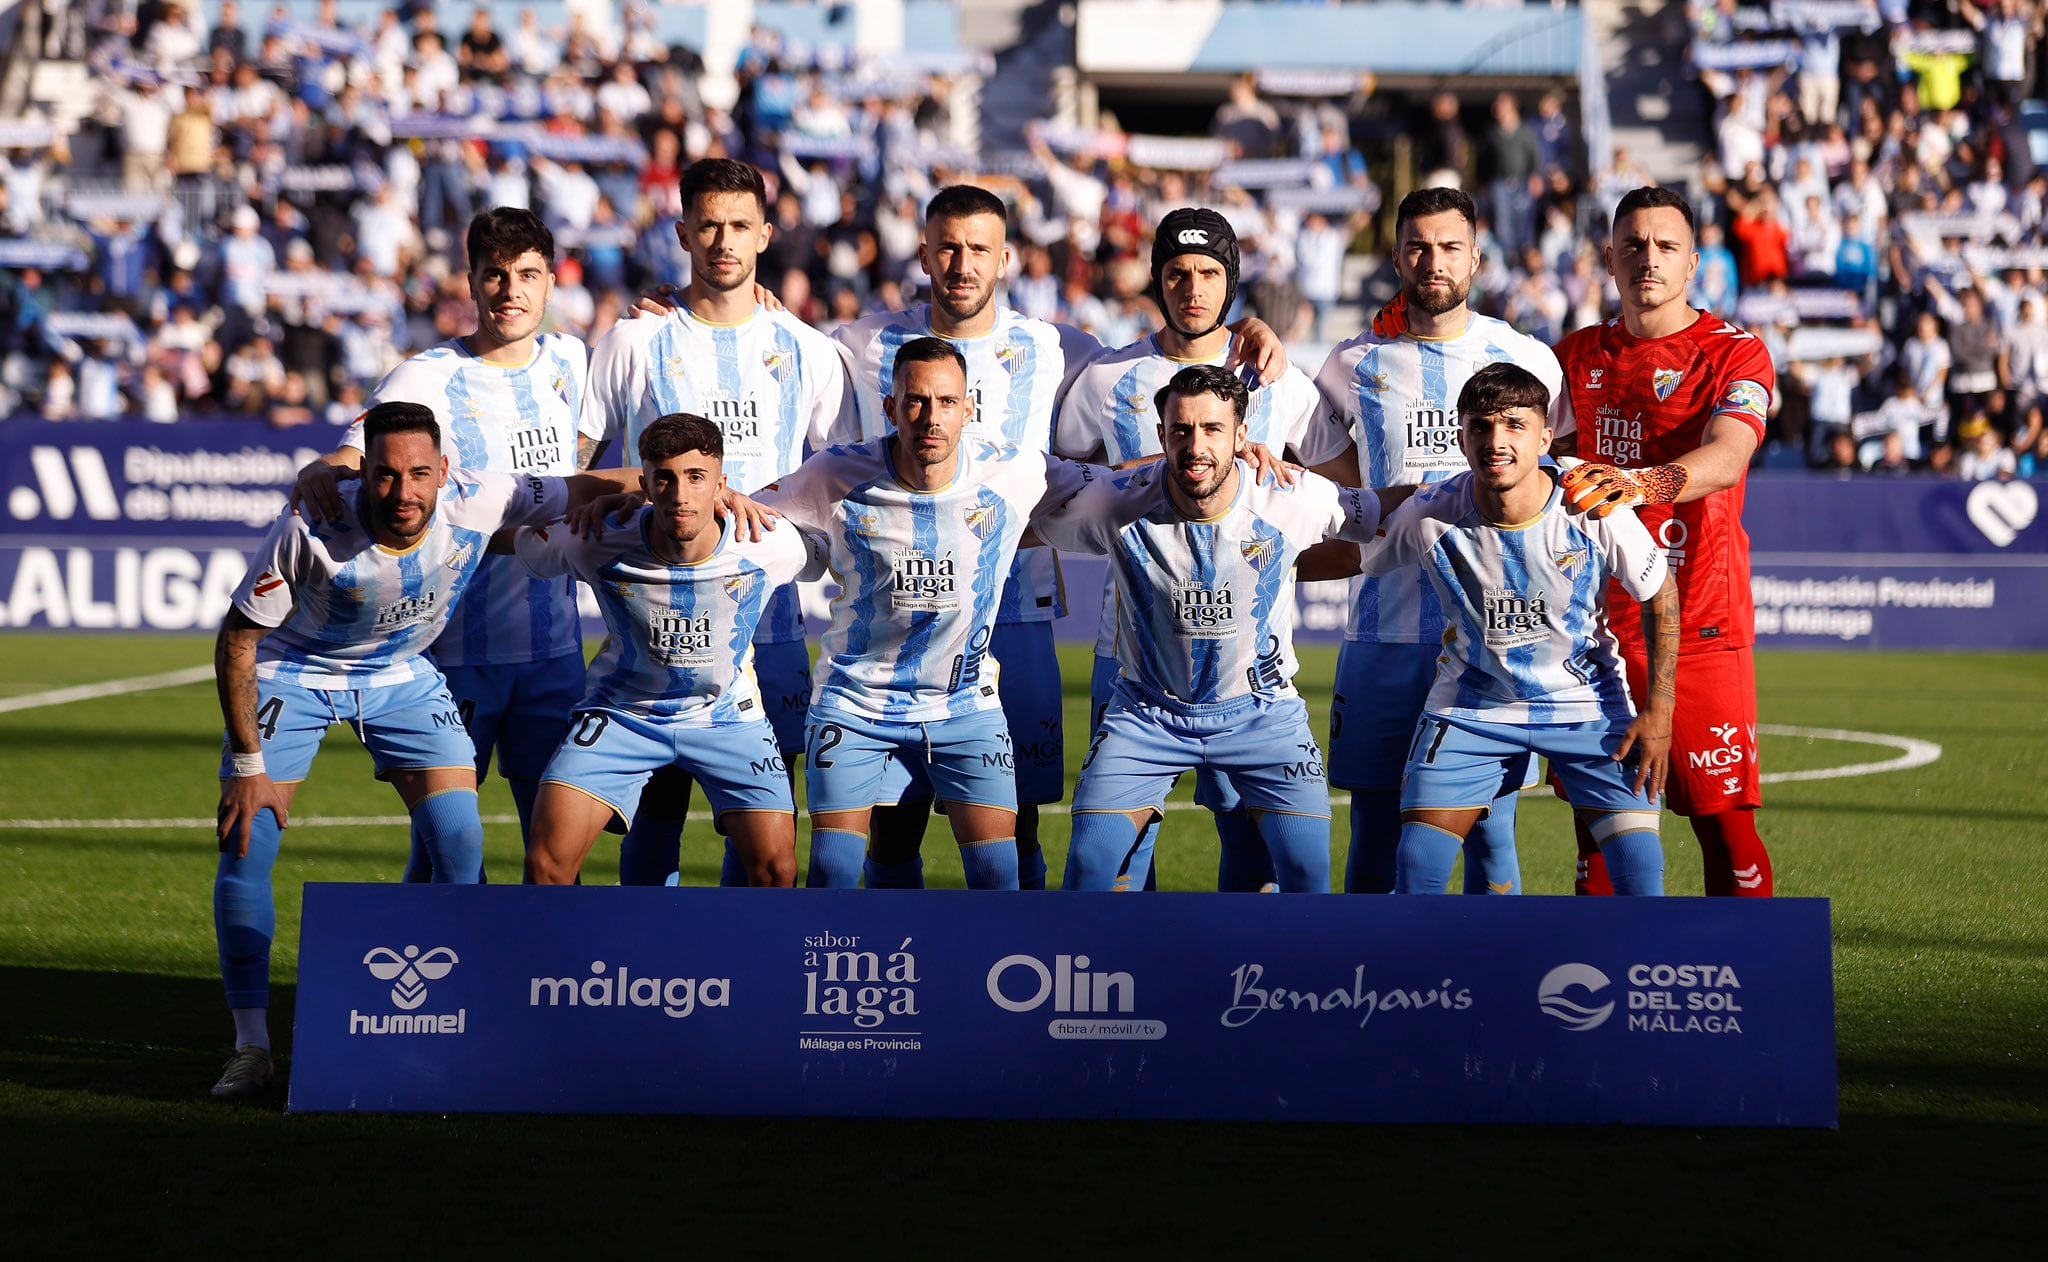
top-left (1356, 493), bottom-right (1432, 578)
top-left (564, 338), bottom-right (602, 446)
top-left (582, 321), bottom-right (646, 454)
top-left (511, 523), bottom-right (583, 580)
top-left (231, 513), bottom-right (312, 627)
top-left (804, 328), bottom-right (858, 453)
top-left (1279, 367), bottom-right (1349, 465)
top-left (791, 525), bottom-right (831, 582)
top-left (1055, 323), bottom-right (1106, 393)
top-left (1708, 334), bottom-right (1776, 443)
top-left (1027, 460), bottom-right (1126, 555)
top-left (752, 450), bottom-right (848, 535)
top-left (1284, 472), bottom-right (1383, 547)
top-left (1551, 390), bottom-right (1578, 444)
top-left (1051, 370), bottom-right (1108, 461)
top-left (478, 470), bottom-right (572, 530)
top-left (1594, 505), bottom-right (1669, 602)
top-left (1305, 344), bottom-right (1360, 463)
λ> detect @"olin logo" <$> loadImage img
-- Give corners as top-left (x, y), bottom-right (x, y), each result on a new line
top-left (363, 944), bottom-right (459, 1010)
top-left (7, 446), bottom-right (120, 522)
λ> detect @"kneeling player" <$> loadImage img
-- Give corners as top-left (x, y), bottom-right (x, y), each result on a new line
top-left (1356, 364), bottom-right (1677, 895)
top-left (1032, 365), bottom-right (1401, 892)
top-left (512, 414), bottom-right (830, 886)
top-left (210, 403), bottom-right (636, 1097)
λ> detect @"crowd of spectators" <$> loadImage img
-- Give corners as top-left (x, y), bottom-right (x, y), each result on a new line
top-left (1686, 0), bottom-right (2048, 479)
top-left (2, 0), bottom-right (2045, 483)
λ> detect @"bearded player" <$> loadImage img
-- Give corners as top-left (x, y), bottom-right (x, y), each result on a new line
top-left (1551, 186), bottom-right (1776, 897)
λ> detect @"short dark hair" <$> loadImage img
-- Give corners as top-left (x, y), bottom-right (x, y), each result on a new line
top-left (640, 413), bottom-right (723, 463)
top-left (924, 184), bottom-right (1008, 230)
top-left (1457, 362), bottom-right (1551, 424)
top-left (361, 401), bottom-right (441, 449)
top-left (680, 158), bottom-right (768, 217)
top-left (890, 336), bottom-right (968, 391)
top-left (1396, 186), bottom-right (1477, 237)
top-left (1613, 185), bottom-right (1696, 237)
top-left (1154, 364), bottom-right (1249, 425)
top-left (466, 207), bottom-right (554, 274)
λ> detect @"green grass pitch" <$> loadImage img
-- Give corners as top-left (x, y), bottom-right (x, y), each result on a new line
top-left (1, 635), bottom-right (2043, 1255)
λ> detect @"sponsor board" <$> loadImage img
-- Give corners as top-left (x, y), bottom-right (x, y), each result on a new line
top-left (291, 887), bottom-right (1836, 1125)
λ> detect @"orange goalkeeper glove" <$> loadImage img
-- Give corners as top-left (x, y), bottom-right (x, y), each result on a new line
top-left (1371, 291), bottom-right (1410, 339)
top-left (1559, 462), bottom-right (1691, 519)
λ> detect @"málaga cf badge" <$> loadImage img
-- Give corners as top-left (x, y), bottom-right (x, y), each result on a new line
top-left (1652, 368), bottom-right (1685, 402)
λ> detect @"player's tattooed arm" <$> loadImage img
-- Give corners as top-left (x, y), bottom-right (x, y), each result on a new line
top-left (577, 434), bottom-right (611, 471)
top-left (214, 609), bottom-right (291, 858)
top-left (1619, 573), bottom-right (1680, 798)
top-left (292, 447), bottom-right (364, 525)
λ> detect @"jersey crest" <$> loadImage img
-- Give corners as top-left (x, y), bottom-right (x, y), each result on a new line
top-left (1652, 368), bottom-right (1685, 402)
top-left (723, 571), bottom-right (763, 604)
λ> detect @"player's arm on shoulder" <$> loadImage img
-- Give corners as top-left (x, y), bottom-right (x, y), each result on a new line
top-left (1023, 458), bottom-right (1119, 554)
top-left (1356, 491), bottom-right (1432, 576)
top-left (750, 451), bottom-right (840, 534)
top-left (292, 439), bottom-right (364, 525)
top-left (1295, 538), bottom-right (1363, 582)
top-left (1594, 504), bottom-right (1670, 603)
top-left (786, 524), bottom-right (833, 582)
top-left (504, 523), bottom-right (580, 577)
top-left (1224, 316), bottom-right (1288, 384)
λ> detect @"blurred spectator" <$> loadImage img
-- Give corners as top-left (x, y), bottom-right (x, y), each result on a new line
top-left (1296, 214), bottom-right (1349, 342)
top-left (1417, 93), bottom-right (1470, 187)
top-left (1479, 94), bottom-right (1541, 257)
top-left (1870, 431), bottom-right (1914, 475)
top-left (1958, 417), bottom-right (2018, 479)
top-left (1945, 289), bottom-right (2006, 429)
top-left (1903, 312), bottom-right (1954, 448)
top-left (1212, 75), bottom-right (1283, 160)
top-left (1694, 220), bottom-right (1740, 317)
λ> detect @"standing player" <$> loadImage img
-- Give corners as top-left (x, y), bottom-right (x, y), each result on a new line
top-left (1033, 366), bottom-right (1400, 893)
top-left (1354, 364), bottom-right (1677, 896)
top-left (584, 158), bottom-right (853, 887)
top-left (1054, 208), bottom-right (1342, 891)
top-left (511, 415), bottom-right (831, 887)
top-left (1313, 187), bottom-right (1564, 896)
top-left (756, 338), bottom-right (1090, 890)
top-left (292, 208), bottom-right (598, 878)
top-left (1550, 186), bottom-right (1777, 897)
top-left (210, 403), bottom-right (637, 1097)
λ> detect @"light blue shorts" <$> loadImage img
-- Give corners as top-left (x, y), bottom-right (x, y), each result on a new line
top-left (1090, 655), bottom-right (1240, 813)
top-left (436, 650), bottom-right (584, 781)
top-left (1400, 713), bottom-right (1656, 815)
top-left (541, 710), bottom-right (794, 831)
top-left (806, 704), bottom-right (1017, 815)
top-left (1327, 638), bottom-right (1439, 790)
top-left (1073, 681), bottom-right (1330, 818)
top-left (218, 671), bottom-right (476, 783)
top-left (751, 637), bottom-right (813, 756)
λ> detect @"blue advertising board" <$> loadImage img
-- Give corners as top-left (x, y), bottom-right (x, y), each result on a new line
top-left (3, 419), bottom-right (2042, 647)
top-left (289, 886), bottom-right (1838, 1127)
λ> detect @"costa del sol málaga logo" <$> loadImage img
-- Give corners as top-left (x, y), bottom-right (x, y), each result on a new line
top-left (363, 945), bottom-right (459, 1010)
top-left (1536, 963), bottom-right (1615, 1032)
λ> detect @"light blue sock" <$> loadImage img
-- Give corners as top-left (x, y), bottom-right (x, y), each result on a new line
top-left (863, 854), bottom-right (925, 889)
top-left (807, 827), bottom-right (866, 888)
top-left (1216, 808), bottom-right (1276, 891)
top-left (1344, 788), bottom-right (1403, 893)
top-left (1601, 828), bottom-right (1666, 896)
top-left (215, 808), bottom-right (282, 1009)
top-left (1015, 807), bottom-right (1047, 890)
top-left (718, 839), bottom-right (748, 888)
top-left (1463, 787), bottom-right (1523, 895)
top-left (1251, 811), bottom-right (1333, 892)
top-left (1394, 819), bottom-right (1463, 893)
top-left (412, 789), bottom-right (484, 884)
top-left (957, 837), bottom-right (1020, 890)
top-left (1066, 813), bottom-right (1146, 891)
top-left (403, 816), bottom-right (432, 883)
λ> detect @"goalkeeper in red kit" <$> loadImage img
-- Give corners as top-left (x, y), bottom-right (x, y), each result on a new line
top-left (1553, 186), bottom-right (1775, 896)
top-left (1373, 185), bottom-right (1777, 896)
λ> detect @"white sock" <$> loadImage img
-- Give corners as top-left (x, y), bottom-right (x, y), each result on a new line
top-left (231, 1007), bottom-right (270, 1052)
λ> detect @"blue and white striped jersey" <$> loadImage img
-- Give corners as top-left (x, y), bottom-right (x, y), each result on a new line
top-left (514, 508), bottom-right (830, 723)
top-left (1033, 461), bottom-right (1382, 710)
top-left (1359, 471), bottom-right (1667, 725)
top-left (1051, 332), bottom-right (1344, 656)
top-left (1312, 316), bottom-right (1563, 645)
top-left (832, 304), bottom-right (1097, 624)
top-left (583, 305), bottom-right (852, 644)
top-left (758, 438), bottom-right (1086, 723)
top-left (235, 471), bottom-right (569, 689)
top-left (349, 333), bottom-right (596, 667)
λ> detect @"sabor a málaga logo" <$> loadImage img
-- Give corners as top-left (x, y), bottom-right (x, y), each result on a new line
top-left (1536, 963), bottom-right (1615, 1032)
top-left (352, 944), bottom-right (466, 1036)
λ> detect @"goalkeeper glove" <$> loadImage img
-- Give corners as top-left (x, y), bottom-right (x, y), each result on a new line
top-left (1559, 462), bottom-right (1691, 519)
top-left (1371, 291), bottom-right (1410, 339)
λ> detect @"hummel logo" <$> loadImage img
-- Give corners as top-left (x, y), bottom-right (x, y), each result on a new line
top-left (253, 572), bottom-right (285, 597)
top-left (1733, 864), bottom-right (1764, 890)
top-left (1710, 723), bottom-right (1738, 744)
top-left (1487, 880), bottom-right (1514, 894)
top-left (363, 945), bottom-right (460, 1010)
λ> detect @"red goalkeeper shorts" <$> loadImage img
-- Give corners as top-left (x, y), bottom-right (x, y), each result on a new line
top-left (1621, 645), bottom-right (1762, 817)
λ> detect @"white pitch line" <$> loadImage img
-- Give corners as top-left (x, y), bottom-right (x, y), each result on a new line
top-left (1754, 722), bottom-right (1943, 784)
top-left (0, 665), bottom-right (215, 715)
top-left (0, 725), bottom-right (1940, 830)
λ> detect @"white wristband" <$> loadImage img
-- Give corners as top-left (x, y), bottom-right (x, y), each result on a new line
top-left (231, 752), bottom-right (266, 779)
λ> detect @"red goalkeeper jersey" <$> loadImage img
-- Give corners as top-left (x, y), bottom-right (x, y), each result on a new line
top-left (1554, 312), bottom-right (1774, 656)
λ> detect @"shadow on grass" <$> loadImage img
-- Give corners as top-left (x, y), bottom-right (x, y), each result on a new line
top-left (2, 965), bottom-right (2044, 1255)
